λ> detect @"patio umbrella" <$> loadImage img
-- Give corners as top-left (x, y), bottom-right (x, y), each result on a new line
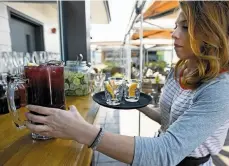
top-left (144, 1), bottom-right (179, 20)
top-left (131, 29), bottom-right (173, 40)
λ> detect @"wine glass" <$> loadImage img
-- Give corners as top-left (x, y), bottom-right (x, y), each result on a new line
top-left (31, 52), bottom-right (39, 65)
top-left (4, 52), bottom-right (14, 75)
top-left (24, 52), bottom-right (31, 66)
top-left (12, 52), bottom-right (20, 75)
top-left (17, 52), bottom-right (25, 75)
top-left (39, 51), bottom-right (48, 64)
top-left (90, 73), bottom-right (106, 96)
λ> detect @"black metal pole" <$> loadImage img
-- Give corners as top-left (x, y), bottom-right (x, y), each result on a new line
top-left (57, 0), bottom-right (65, 62)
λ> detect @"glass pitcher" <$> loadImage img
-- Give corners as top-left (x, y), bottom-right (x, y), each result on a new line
top-left (7, 61), bottom-right (66, 140)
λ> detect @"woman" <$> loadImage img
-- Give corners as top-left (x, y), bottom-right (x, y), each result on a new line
top-left (25, 1), bottom-right (229, 166)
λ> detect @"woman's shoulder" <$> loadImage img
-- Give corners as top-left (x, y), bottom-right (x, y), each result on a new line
top-left (199, 72), bottom-right (229, 89)
top-left (194, 72), bottom-right (229, 99)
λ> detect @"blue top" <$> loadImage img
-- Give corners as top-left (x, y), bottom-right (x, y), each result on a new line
top-left (132, 69), bottom-right (229, 166)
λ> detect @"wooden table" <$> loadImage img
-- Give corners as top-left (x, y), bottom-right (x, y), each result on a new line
top-left (0, 95), bottom-right (99, 166)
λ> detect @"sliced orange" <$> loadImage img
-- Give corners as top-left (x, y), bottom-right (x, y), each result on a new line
top-left (129, 83), bottom-right (138, 97)
top-left (109, 80), bottom-right (118, 90)
top-left (105, 82), bottom-right (114, 98)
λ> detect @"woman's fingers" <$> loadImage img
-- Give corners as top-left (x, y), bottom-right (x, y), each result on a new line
top-left (27, 105), bottom-right (55, 115)
top-left (69, 105), bottom-right (83, 118)
top-left (26, 122), bottom-right (51, 133)
top-left (69, 105), bottom-right (78, 114)
top-left (25, 112), bottom-right (48, 124)
top-left (69, 105), bottom-right (76, 111)
top-left (39, 131), bottom-right (52, 137)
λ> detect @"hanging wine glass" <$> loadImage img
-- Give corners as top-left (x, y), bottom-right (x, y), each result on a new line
top-left (4, 52), bottom-right (14, 75)
top-left (1, 52), bottom-right (8, 74)
top-left (31, 52), bottom-right (39, 65)
top-left (24, 52), bottom-right (31, 66)
top-left (12, 51), bottom-right (20, 75)
top-left (39, 51), bottom-right (48, 64)
top-left (47, 52), bottom-right (53, 61)
top-left (17, 52), bottom-right (24, 75)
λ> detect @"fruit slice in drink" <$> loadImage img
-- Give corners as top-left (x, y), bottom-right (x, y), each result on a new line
top-left (129, 83), bottom-right (138, 97)
top-left (105, 82), bottom-right (114, 99)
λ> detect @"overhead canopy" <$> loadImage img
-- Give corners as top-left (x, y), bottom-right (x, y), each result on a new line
top-left (130, 1), bottom-right (178, 42)
top-left (143, 1), bottom-right (179, 20)
top-left (132, 29), bottom-right (173, 40)
top-left (91, 39), bottom-right (172, 47)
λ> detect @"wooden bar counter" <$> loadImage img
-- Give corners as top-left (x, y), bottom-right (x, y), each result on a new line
top-left (0, 95), bottom-right (100, 166)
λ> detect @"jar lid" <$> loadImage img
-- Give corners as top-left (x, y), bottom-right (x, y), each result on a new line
top-left (66, 61), bottom-right (77, 66)
top-left (77, 61), bottom-right (89, 71)
top-left (79, 61), bottom-right (87, 65)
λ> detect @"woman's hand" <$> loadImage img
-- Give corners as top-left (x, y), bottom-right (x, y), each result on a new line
top-left (25, 105), bottom-right (99, 145)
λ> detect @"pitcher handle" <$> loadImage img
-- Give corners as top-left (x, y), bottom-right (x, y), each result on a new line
top-left (7, 80), bottom-right (27, 129)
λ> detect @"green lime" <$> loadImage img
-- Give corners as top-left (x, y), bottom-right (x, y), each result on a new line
top-left (76, 72), bottom-right (84, 78)
top-left (69, 91), bottom-right (76, 95)
top-left (70, 84), bottom-right (77, 90)
top-left (64, 72), bottom-right (68, 79)
top-left (64, 83), bottom-right (69, 90)
top-left (84, 75), bottom-right (89, 82)
top-left (73, 78), bottom-right (80, 85)
top-left (65, 91), bottom-right (70, 96)
top-left (75, 89), bottom-right (83, 95)
top-left (68, 73), bottom-right (75, 82)
top-left (81, 84), bottom-right (88, 91)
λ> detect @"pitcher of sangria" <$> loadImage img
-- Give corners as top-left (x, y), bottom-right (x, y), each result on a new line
top-left (7, 61), bottom-right (65, 140)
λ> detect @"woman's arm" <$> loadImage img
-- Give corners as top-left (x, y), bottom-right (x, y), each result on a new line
top-left (89, 80), bottom-right (229, 166)
top-left (89, 126), bottom-right (135, 164)
top-left (138, 104), bottom-right (161, 124)
top-left (25, 79), bottom-right (229, 166)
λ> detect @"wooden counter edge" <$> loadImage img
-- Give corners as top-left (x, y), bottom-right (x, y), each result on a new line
top-left (79, 101), bottom-right (100, 166)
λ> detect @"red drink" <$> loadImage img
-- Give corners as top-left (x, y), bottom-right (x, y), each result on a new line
top-left (49, 65), bottom-right (65, 109)
top-left (24, 64), bottom-right (65, 122)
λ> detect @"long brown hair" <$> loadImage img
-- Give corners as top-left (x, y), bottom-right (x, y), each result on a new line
top-left (175, 1), bottom-right (229, 89)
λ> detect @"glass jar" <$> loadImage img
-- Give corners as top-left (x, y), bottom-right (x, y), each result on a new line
top-left (64, 61), bottom-right (90, 96)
